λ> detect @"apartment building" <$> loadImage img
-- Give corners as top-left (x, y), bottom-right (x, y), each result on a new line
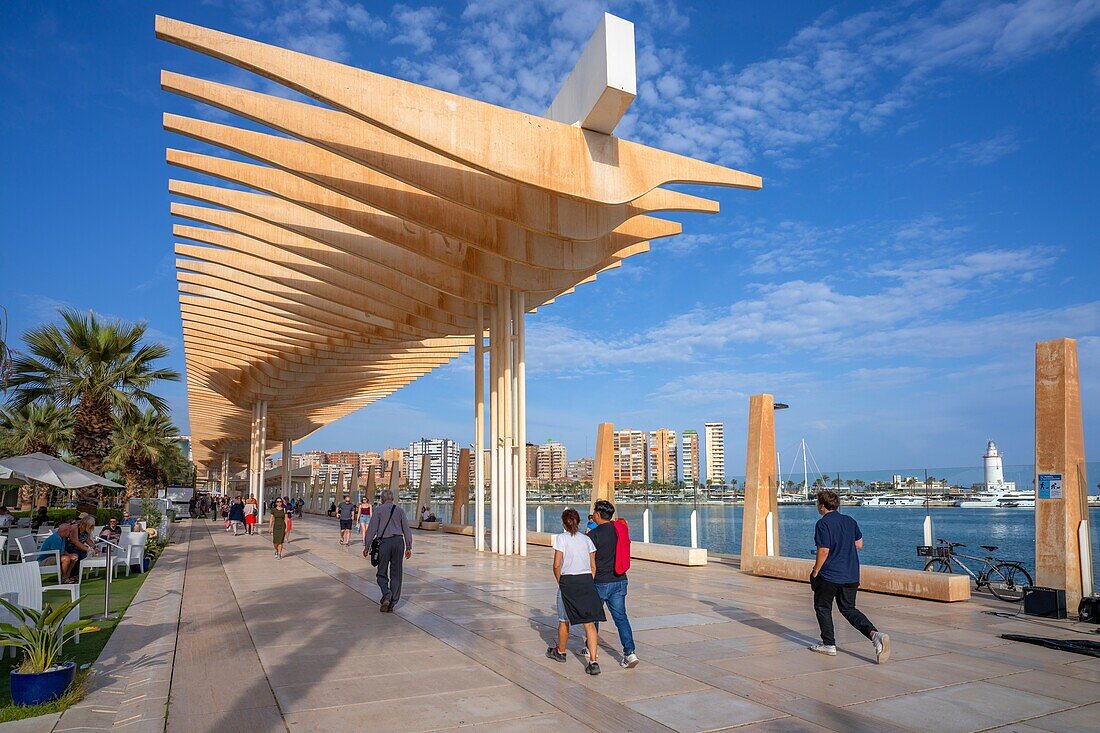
top-left (613, 429), bottom-right (646, 486)
top-left (536, 441), bottom-right (568, 483)
top-left (647, 428), bottom-right (678, 483)
top-left (406, 438), bottom-right (461, 488)
top-left (704, 422), bottom-right (726, 485)
top-left (682, 430), bottom-right (700, 488)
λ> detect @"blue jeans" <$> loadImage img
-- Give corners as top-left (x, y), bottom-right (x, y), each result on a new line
top-left (594, 579), bottom-right (635, 655)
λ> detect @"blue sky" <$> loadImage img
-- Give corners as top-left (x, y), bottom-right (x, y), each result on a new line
top-left (2, 1), bottom-right (1098, 477)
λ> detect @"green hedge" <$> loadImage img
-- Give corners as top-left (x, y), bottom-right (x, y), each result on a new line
top-left (12, 507), bottom-right (123, 525)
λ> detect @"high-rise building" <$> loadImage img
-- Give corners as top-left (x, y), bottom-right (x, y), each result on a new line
top-left (327, 451), bottom-right (360, 470)
top-left (613, 429), bottom-right (646, 486)
top-left (567, 457), bottom-right (594, 482)
top-left (526, 443), bottom-right (539, 483)
top-left (704, 422), bottom-right (726, 485)
top-left (301, 451), bottom-right (327, 469)
top-left (359, 451), bottom-right (382, 478)
top-left (382, 448), bottom-right (405, 485)
top-left (176, 435), bottom-right (193, 463)
top-left (647, 428), bottom-right (678, 483)
top-left (468, 448), bottom-right (491, 488)
top-left (406, 438), bottom-right (461, 488)
top-left (317, 463), bottom-right (353, 486)
top-left (682, 430), bottom-right (700, 488)
top-left (536, 441), bottom-right (568, 483)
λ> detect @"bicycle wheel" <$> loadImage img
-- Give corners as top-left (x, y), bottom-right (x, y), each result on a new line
top-left (924, 558), bottom-right (953, 573)
top-left (986, 563), bottom-right (1032, 603)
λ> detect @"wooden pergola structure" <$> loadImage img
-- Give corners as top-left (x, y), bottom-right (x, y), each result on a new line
top-left (158, 14), bottom-right (760, 554)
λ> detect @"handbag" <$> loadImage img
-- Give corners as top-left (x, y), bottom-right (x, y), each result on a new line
top-left (224, 519), bottom-right (231, 529)
top-left (366, 505), bottom-right (397, 567)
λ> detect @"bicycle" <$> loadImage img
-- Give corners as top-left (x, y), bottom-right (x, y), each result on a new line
top-left (918, 538), bottom-right (1033, 603)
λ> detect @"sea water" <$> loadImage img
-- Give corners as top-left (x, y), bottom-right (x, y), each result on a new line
top-left (426, 501), bottom-right (1100, 585)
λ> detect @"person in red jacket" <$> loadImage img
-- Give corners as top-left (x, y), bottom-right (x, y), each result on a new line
top-left (585, 500), bottom-right (639, 669)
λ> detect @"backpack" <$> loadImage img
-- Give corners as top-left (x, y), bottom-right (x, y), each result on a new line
top-left (613, 518), bottom-right (631, 575)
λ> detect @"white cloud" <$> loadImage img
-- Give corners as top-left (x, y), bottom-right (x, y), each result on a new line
top-left (913, 129), bottom-right (1021, 167)
top-left (390, 5), bottom-right (446, 55)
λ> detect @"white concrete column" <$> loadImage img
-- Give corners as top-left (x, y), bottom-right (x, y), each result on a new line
top-left (501, 286), bottom-right (514, 555)
top-left (281, 437), bottom-right (292, 498)
top-left (489, 301), bottom-right (500, 554)
top-left (516, 290), bottom-right (527, 557)
top-left (257, 400), bottom-right (268, 525)
top-left (474, 304), bottom-right (486, 551)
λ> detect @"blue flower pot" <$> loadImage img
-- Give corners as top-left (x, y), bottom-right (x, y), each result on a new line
top-left (10, 661), bottom-right (76, 706)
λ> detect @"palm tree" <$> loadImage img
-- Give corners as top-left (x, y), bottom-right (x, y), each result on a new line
top-left (107, 409), bottom-right (184, 504)
top-left (0, 402), bottom-right (73, 508)
top-left (8, 309), bottom-right (179, 500)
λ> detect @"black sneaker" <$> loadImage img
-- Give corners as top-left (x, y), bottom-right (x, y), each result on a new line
top-left (546, 646), bottom-right (567, 662)
top-left (585, 661), bottom-right (601, 675)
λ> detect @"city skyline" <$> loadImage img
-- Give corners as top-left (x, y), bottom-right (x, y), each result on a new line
top-left (2, 1), bottom-right (1097, 472)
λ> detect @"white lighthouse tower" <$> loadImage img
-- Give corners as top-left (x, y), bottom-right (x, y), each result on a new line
top-left (983, 440), bottom-right (1014, 490)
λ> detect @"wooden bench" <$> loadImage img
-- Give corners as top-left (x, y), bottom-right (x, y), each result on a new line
top-left (441, 523), bottom-right (474, 536)
top-left (747, 555), bottom-right (971, 602)
top-left (526, 531), bottom-right (707, 566)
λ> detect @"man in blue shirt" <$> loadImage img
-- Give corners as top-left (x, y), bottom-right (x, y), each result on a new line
top-left (809, 490), bottom-right (890, 663)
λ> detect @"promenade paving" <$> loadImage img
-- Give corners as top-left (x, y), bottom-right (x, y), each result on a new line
top-left (8, 513), bottom-right (1096, 733)
top-left (161, 513), bottom-right (1098, 733)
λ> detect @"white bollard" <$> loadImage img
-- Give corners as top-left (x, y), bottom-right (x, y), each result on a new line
top-left (1080, 520), bottom-right (1094, 597)
top-left (765, 511), bottom-right (774, 556)
top-left (536, 505), bottom-right (543, 533)
top-left (690, 509), bottom-right (698, 549)
top-left (642, 507), bottom-right (651, 543)
top-left (923, 515), bottom-right (934, 548)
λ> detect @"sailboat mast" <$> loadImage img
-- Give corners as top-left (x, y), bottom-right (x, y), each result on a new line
top-left (802, 437), bottom-right (809, 500)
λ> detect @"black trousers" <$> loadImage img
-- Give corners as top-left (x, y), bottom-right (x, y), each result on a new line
top-left (376, 536), bottom-right (405, 604)
top-left (812, 575), bottom-right (876, 646)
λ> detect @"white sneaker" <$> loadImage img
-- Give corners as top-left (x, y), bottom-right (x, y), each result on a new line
top-left (620, 653), bottom-right (639, 669)
top-left (809, 644), bottom-right (837, 656)
top-left (871, 632), bottom-right (890, 664)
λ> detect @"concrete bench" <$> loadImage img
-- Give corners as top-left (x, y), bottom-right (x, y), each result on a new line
top-left (747, 555), bottom-right (971, 602)
top-left (442, 523), bottom-right (474, 536)
top-left (415, 521), bottom-right (441, 531)
top-left (526, 531), bottom-right (707, 566)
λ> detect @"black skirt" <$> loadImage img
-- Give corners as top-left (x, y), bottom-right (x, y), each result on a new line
top-left (559, 574), bottom-right (606, 625)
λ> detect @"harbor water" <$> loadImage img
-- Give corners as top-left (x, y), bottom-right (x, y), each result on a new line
top-left (424, 501), bottom-right (1100, 586)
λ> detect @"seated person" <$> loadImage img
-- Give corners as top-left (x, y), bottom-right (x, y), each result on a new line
top-left (30, 506), bottom-right (49, 531)
top-left (419, 506), bottom-right (437, 524)
top-left (39, 515), bottom-right (98, 583)
top-left (99, 517), bottom-right (122, 541)
top-left (121, 512), bottom-right (137, 531)
top-left (0, 505), bottom-right (14, 529)
top-left (327, 501), bottom-right (337, 517)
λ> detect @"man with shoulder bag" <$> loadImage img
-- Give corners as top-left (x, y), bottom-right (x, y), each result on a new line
top-left (362, 489), bottom-right (412, 612)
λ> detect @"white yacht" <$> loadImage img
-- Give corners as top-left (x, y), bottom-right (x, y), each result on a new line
top-left (860, 494), bottom-right (927, 507)
top-left (954, 490), bottom-right (1035, 509)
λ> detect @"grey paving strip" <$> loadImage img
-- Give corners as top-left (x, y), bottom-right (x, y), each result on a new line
top-left (296, 547), bottom-right (679, 733)
top-left (46, 524), bottom-right (192, 733)
top-left (166, 520), bottom-right (287, 733)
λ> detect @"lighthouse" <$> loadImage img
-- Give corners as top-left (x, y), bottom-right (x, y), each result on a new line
top-left (983, 440), bottom-right (1014, 490)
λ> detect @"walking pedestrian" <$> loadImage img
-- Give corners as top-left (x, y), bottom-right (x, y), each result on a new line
top-left (228, 496), bottom-right (245, 535)
top-left (337, 495), bottom-right (356, 545)
top-left (587, 500), bottom-right (639, 668)
top-left (546, 508), bottom-right (604, 675)
top-left (269, 498), bottom-right (288, 559)
top-left (244, 496), bottom-right (257, 535)
top-left (356, 495), bottom-right (372, 543)
top-left (808, 490), bottom-right (890, 663)
top-left (362, 489), bottom-right (412, 612)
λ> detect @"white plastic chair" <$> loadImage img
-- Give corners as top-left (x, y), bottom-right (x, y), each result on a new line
top-left (78, 540), bottom-right (127, 583)
top-left (0, 535), bottom-right (6, 565)
top-left (6, 528), bottom-right (31, 562)
top-left (15, 534), bottom-right (62, 584)
top-left (118, 532), bottom-right (148, 575)
top-left (0, 563), bottom-right (80, 647)
top-left (15, 517), bottom-right (31, 528)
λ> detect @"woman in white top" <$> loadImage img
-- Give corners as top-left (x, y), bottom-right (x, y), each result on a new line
top-left (546, 508), bottom-right (605, 675)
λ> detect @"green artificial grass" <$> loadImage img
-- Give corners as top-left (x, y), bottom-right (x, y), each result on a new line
top-left (0, 557), bottom-right (157, 722)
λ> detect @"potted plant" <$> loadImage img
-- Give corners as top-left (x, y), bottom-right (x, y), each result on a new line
top-left (0, 596), bottom-right (89, 706)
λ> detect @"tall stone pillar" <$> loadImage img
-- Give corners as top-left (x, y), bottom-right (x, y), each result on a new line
top-left (741, 394), bottom-right (779, 571)
top-left (416, 453), bottom-right (432, 525)
top-left (1035, 338), bottom-right (1092, 611)
top-left (590, 422), bottom-right (615, 509)
top-left (452, 449), bottom-right (472, 524)
top-left (365, 469), bottom-right (377, 503)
